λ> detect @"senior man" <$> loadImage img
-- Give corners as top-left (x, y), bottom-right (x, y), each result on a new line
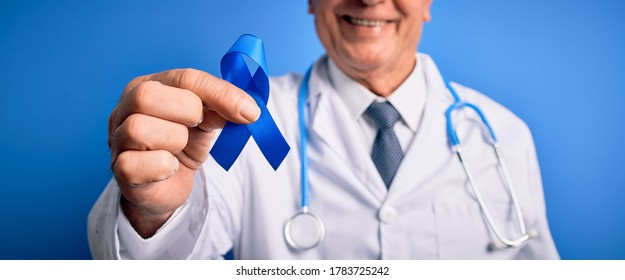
top-left (89, 0), bottom-right (559, 259)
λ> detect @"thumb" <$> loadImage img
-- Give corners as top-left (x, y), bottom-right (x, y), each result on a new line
top-left (151, 68), bottom-right (261, 124)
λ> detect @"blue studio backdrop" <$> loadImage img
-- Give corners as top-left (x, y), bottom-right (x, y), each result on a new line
top-left (1, 0), bottom-right (623, 259)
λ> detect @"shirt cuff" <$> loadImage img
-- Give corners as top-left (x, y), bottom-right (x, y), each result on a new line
top-left (117, 200), bottom-right (196, 259)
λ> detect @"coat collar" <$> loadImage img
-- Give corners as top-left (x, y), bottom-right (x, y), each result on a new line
top-left (303, 53), bottom-right (456, 202)
top-left (325, 57), bottom-right (428, 133)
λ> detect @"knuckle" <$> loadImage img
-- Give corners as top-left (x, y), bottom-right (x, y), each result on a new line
top-left (122, 75), bottom-right (147, 97)
top-left (127, 76), bottom-right (142, 88)
top-left (176, 68), bottom-right (202, 90)
top-left (122, 114), bottom-right (148, 147)
top-left (132, 81), bottom-right (160, 112)
top-left (115, 152), bottom-right (138, 184)
top-left (214, 81), bottom-right (245, 109)
top-left (128, 75), bottom-right (149, 88)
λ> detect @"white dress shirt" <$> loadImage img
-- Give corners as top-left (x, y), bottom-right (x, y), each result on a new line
top-left (327, 57), bottom-right (427, 154)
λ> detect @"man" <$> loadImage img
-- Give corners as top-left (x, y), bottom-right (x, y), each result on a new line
top-left (89, 0), bottom-right (559, 259)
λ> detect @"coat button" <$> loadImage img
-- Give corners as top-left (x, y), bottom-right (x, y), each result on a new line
top-left (378, 206), bottom-right (397, 224)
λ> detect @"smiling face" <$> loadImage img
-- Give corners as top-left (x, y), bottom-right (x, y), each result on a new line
top-left (309, 0), bottom-right (432, 95)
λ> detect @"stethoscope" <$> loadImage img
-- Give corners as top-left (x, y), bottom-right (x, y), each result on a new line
top-left (284, 65), bottom-right (536, 251)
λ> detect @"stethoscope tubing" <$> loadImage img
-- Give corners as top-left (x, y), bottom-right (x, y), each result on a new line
top-left (442, 75), bottom-right (532, 248)
top-left (298, 67), bottom-right (313, 213)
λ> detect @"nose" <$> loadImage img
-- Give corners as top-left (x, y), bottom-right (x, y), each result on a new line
top-left (361, 0), bottom-right (384, 6)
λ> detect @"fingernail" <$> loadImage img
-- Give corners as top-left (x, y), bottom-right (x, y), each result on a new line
top-left (240, 98), bottom-right (261, 122)
top-left (173, 157), bottom-right (180, 172)
top-left (195, 111), bottom-right (204, 127)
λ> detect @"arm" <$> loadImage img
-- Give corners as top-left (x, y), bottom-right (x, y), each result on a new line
top-left (88, 177), bottom-right (204, 259)
top-left (89, 166), bottom-right (238, 259)
top-left (89, 69), bottom-right (258, 259)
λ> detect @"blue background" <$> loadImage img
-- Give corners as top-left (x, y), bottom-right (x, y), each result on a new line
top-left (1, 0), bottom-right (623, 259)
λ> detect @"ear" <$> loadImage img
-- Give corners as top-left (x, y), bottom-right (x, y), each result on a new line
top-left (423, 0), bottom-right (433, 22)
top-left (308, 0), bottom-right (315, 14)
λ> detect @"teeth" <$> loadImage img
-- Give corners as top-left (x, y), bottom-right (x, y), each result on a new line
top-left (349, 17), bottom-right (385, 27)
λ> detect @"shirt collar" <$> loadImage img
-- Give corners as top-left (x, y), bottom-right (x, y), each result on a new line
top-left (326, 55), bottom-right (427, 132)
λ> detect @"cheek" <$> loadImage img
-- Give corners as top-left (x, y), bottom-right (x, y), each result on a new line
top-left (397, 17), bottom-right (425, 49)
top-left (314, 13), bottom-right (340, 54)
top-left (404, 25), bottom-right (421, 46)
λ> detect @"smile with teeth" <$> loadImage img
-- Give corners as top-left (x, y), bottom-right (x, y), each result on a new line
top-left (344, 16), bottom-right (387, 27)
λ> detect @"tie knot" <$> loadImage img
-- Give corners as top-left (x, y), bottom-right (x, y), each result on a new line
top-left (366, 101), bottom-right (401, 129)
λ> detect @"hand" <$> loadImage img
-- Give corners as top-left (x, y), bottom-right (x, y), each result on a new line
top-left (108, 69), bottom-right (260, 238)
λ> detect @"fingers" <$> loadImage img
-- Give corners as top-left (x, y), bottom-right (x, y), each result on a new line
top-left (150, 68), bottom-right (260, 123)
top-left (108, 68), bottom-right (261, 215)
top-left (115, 80), bottom-right (204, 128)
top-left (112, 113), bottom-right (189, 156)
top-left (114, 150), bottom-right (179, 187)
top-left (177, 126), bottom-right (216, 170)
top-left (197, 108), bottom-right (227, 132)
top-left (119, 166), bottom-right (195, 217)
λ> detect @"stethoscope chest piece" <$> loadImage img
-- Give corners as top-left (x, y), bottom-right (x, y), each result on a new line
top-left (284, 211), bottom-right (325, 250)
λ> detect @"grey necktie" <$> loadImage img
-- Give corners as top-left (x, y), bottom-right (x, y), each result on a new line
top-left (366, 101), bottom-right (404, 188)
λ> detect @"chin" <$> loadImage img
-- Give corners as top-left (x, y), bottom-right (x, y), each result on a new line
top-left (339, 48), bottom-right (393, 72)
top-left (336, 40), bottom-right (397, 70)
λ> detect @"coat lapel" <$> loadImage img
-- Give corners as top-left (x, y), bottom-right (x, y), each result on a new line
top-left (306, 58), bottom-right (387, 202)
top-left (385, 55), bottom-right (457, 199)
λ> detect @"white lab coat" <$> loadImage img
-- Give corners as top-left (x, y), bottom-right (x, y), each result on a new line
top-left (88, 54), bottom-right (559, 259)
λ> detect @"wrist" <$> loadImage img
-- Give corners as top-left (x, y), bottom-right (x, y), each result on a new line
top-left (120, 195), bottom-right (174, 239)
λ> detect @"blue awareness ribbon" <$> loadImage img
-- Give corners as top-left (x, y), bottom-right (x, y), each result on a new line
top-left (209, 34), bottom-right (290, 171)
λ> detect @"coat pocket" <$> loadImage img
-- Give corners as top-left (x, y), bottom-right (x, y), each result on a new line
top-left (434, 201), bottom-right (530, 259)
